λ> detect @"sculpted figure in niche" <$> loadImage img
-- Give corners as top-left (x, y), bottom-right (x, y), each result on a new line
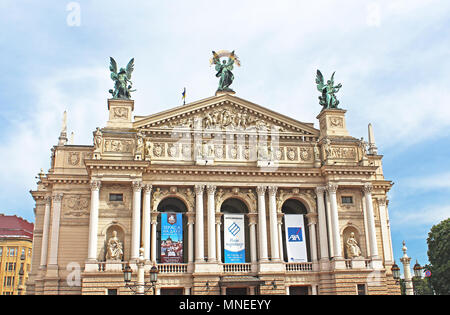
top-left (345, 232), bottom-right (362, 259)
top-left (106, 231), bottom-right (123, 261)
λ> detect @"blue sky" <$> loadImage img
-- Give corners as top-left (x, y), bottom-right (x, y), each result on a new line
top-left (0, 1), bottom-right (449, 272)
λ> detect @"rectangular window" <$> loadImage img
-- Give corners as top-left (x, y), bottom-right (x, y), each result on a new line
top-left (341, 196), bottom-right (353, 204)
top-left (21, 248), bottom-right (26, 260)
top-left (107, 289), bottom-right (118, 295)
top-left (109, 194), bottom-right (123, 202)
top-left (0, 247), bottom-right (3, 257)
top-left (357, 284), bottom-right (366, 295)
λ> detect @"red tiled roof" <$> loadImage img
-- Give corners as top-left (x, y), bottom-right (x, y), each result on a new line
top-left (0, 214), bottom-right (34, 240)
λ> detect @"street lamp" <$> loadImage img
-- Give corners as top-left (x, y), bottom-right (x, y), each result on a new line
top-left (413, 260), bottom-right (423, 279)
top-left (149, 264), bottom-right (159, 295)
top-left (123, 248), bottom-right (159, 295)
top-left (391, 261), bottom-right (400, 282)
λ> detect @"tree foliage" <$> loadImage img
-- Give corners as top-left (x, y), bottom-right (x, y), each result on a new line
top-left (427, 218), bottom-right (450, 295)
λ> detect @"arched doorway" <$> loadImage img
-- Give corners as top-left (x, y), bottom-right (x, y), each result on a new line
top-left (281, 199), bottom-right (310, 262)
top-left (220, 198), bottom-right (251, 263)
top-left (157, 197), bottom-right (188, 263)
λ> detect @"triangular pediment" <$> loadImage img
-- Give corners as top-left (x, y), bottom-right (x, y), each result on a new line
top-left (133, 94), bottom-right (319, 137)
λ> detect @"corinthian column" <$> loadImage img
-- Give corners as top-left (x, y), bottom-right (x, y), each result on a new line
top-left (142, 184), bottom-right (152, 261)
top-left (256, 186), bottom-right (268, 261)
top-left (40, 196), bottom-right (52, 269)
top-left (131, 180), bottom-right (142, 260)
top-left (315, 186), bottom-right (329, 261)
top-left (48, 193), bottom-right (63, 266)
top-left (327, 183), bottom-right (342, 258)
top-left (268, 186), bottom-right (280, 261)
top-left (363, 183), bottom-right (379, 258)
top-left (206, 185), bottom-right (217, 262)
top-left (195, 185), bottom-right (205, 262)
top-left (87, 180), bottom-right (101, 261)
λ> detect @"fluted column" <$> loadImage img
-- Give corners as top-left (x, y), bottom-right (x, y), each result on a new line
top-left (195, 185), bottom-right (205, 262)
top-left (306, 213), bottom-right (318, 262)
top-left (215, 214), bottom-right (222, 263)
top-left (267, 186), bottom-right (280, 261)
top-left (315, 186), bottom-right (329, 260)
top-left (277, 214), bottom-right (284, 261)
top-left (249, 215), bottom-right (257, 264)
top-left (131, 180), bottom-right (142, 260)
top-left (48, 193), bottom-right (63, 265)
top-left (187, 217), bottom-right (194, 264)
top-left (39, 196), bottom-right (51, 269)
top-left (377, 197), bottom-right (392, 262)
top-left (206, 185), bottom-right (216, 262)
top-left (142, 185), bottom-right (152, 261)
top-left (256, 186), bottom-right (268, 261)
top-left (87, 180), bottom-right (101, 261)
top-left (363, 183), bottom-right (379, 258)
top-left (327, 183), bottom-right (342, 258)
top-left (150, 217), bottom-right (157, 263)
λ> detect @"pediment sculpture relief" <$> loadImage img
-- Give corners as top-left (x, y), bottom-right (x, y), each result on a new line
top-left (164, 105), bottom-right (289, 133)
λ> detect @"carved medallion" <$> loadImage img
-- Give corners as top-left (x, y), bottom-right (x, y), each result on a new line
top-left (286, 147), bottom-right (297, 161)
top-left (68, 152), bottom-right (80, 166)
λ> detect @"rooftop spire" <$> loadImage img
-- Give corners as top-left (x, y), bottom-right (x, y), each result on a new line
top-left (58, 110), bottom-right (68, 146)
top-left (368, 123), bottom-right (378, 154)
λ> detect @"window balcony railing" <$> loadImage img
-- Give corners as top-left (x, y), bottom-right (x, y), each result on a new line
top-left (285, 262), bottom-right (313, 272)
top-left (158, 263), bottom-right (188, 274)
top-left (222, 263), bottom-right (252, 273)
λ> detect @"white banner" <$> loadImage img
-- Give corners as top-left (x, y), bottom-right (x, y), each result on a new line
top-left (284, 214), bottom-right (308, 262)
top-left (224, 214), bottom-right (245, 263)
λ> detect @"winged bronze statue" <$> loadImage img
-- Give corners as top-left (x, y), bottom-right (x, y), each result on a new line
top-left (316, 70), bottom-right (342, 110)
top-left (211, 50), bottom-right (238, 93)
top-left (108, 57), bottom-right (135, 99)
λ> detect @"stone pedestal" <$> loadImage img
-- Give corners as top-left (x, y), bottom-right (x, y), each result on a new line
top-left (107, 98), bottom-right (134, 129)
top-left (316, 109), bottom-right (349, 139)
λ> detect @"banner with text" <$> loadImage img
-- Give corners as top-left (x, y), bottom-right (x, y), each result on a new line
top-left (161, 212), bottom-right (183, 263)
top-left (224, 214), bottom-right (245, 263)
top-left (284, 214), bottom-right (308, 262)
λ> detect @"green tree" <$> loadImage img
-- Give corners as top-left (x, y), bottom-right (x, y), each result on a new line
top-left (413, 277), bottom-right (434, 295)
top-left (427, 218), bottom-right (450, 295)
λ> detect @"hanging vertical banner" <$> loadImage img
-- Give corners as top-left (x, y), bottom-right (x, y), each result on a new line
top-left (161, 212), bottom-right (183, 263)
top-left (284, 214), bottom-right (308, 262)
top-left (224, 214), bottom-right (245, 263)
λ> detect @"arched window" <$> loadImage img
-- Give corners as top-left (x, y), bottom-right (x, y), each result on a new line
top-left (157, 197), bottom-right (188, 263)
top-left (220, 198), bottom-right (251, 263)
top-left (281, 199), bottom-right (311, 262)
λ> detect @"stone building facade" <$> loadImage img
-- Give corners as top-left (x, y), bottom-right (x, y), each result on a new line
top-left (27, 91), bottom-right (400, 295)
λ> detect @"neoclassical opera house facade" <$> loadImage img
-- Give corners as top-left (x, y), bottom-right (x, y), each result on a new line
top-left (27, 86), bottom-right (400, 295)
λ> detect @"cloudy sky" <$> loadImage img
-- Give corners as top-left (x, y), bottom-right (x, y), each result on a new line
top-left (0, 1), bottom-right (449, 270)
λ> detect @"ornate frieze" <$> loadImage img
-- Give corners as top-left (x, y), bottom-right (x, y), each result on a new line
top-left (104, 139), bottom-right (134, 153)
top-left (63, 195), bottom-right (90, 217)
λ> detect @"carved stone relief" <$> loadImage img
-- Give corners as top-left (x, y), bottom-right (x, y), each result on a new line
top-left (63, 195), bottom-right (90, 217)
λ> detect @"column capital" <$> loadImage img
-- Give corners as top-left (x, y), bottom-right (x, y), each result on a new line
top-left (376, 196), bottom-right (387, 206)
top-left (45, 195), bottom-right (52, 205)
top-left (326, 182), bottom-right (338, 194)
top-left (52, 193), bottom-right (63, 203)
top-left (267, 186), bottom-right (278, 197)
top-left (132, 180), bottom-right (143, 192)
top-left (143, 184), bottom-right (153, 193)
top-left (306, 212), bottom-right (318, 225)
top-left (195, 184), bottom-right (205, 195)
top-left (315, 186), bottom-right (327, 195)
top-left (206, 185), bottom-right (216, 195)
top-left (90, 180), bottom-right (101, 191)
top-left (362, 183), bottom-right (373, 194)
top-left (256, 186), bottom-right (266, 196)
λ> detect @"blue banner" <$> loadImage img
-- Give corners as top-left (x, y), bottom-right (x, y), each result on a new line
top-left (224, 214), bottom-right (245, 263)
top-left (161, 213), bottom-right (183, 263)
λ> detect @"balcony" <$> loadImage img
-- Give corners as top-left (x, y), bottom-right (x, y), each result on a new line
top-left (285, 262), bottom-right (313, 272)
